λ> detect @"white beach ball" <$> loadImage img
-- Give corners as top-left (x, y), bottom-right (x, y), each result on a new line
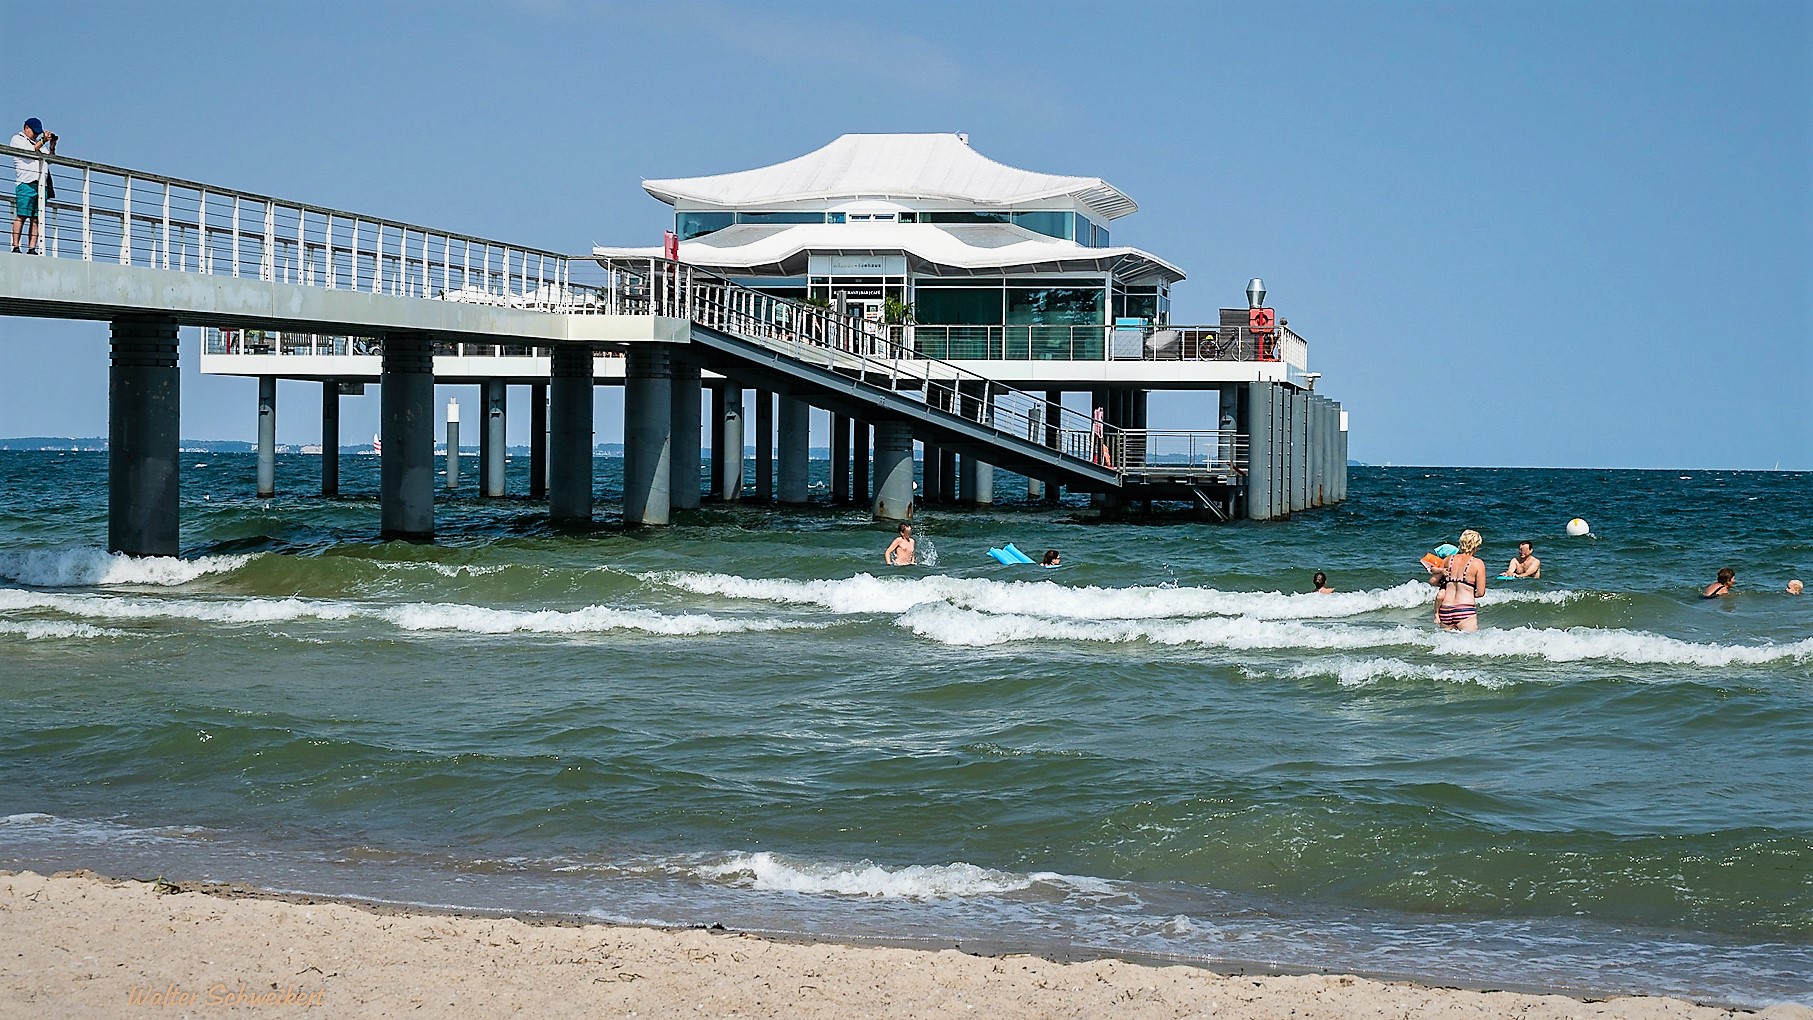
top-left (1566, 518), bottom-right (1590, 537)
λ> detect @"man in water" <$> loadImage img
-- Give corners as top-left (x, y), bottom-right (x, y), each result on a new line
top-left (1505, 541), bottom-right (1541, 579)
top-left (884, 523), bottom-right (915, 566)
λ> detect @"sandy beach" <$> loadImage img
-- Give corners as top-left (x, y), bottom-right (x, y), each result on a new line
top-left (2, 870), bottom-right (1803, 1019)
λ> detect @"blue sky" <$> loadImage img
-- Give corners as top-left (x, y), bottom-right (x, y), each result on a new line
top-left (1, 0), bottom-right (1806, 468)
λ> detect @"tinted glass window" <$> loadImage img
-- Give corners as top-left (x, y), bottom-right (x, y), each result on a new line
top-left (922, 211), bottom-right (1010, 224)
top-left (739, 212), bottom-right (826, 225)
top-left (915, 288), bottom-right (1003, 325)
top-left (677, 212), bottom-right (734, 240)
top-left (1011, 211), bottom-right (1074, 240)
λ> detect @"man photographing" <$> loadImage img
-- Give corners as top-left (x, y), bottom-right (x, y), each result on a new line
top-left (11, 117), bottom-right (57, 255)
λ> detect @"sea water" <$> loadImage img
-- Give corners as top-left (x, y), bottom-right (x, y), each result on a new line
top-left (0, 453), bottom-right (1806, 1007)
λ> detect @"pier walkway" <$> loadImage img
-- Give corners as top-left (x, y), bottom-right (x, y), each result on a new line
top-left (0, 148), bottom-right (1300, 553)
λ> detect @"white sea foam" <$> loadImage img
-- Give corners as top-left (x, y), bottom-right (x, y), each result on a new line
top-left (1281, 657), bottom-right (1511, 690)
top-left (0, 619), bottom-right (124, 641)
top-left (650, 572), bottom-right (1517, 621)
top-left (896, 603), bottom-right (1813, 668)
top-left (0, 587), bottom-right (812, 638)
top-left (381, 602), bottom-right (819, 636)
top-left (692, 850), bottom-right (1096, 900)
top-left (0, 547), bottom-right (253, 587)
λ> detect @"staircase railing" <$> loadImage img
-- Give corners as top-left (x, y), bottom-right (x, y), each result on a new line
top-left (597, 258), bottom-right (1119, 475)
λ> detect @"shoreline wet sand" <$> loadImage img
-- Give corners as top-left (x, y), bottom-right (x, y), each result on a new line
top-left (5, 870), bottom-right (1805, 1019)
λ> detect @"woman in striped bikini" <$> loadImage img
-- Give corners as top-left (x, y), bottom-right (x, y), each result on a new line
top-left (1435, 530), bottom-right (1488, 631)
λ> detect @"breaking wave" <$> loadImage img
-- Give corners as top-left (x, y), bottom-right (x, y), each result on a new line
top-left (895, 603), bottom-right (1813, 667)
top-left (0, 547), bottom-right (253, 587)
top-left (688, 850), bottom-right (1106, 900)
top-left (0, 588), bottom-right (815, 638)
top-left (650, 572), bottom-right (1591, 621)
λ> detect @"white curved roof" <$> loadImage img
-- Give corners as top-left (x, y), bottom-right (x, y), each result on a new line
top-left (644, 134), bottom-right (1139, 222)
top-left (593, 222), bottom-right (1184, 284)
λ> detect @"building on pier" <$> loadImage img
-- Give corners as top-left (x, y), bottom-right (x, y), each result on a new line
top-left (1, 133), bottom-right (1347, 550)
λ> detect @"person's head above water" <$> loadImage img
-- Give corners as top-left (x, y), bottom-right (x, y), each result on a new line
top-left (897, 523), bottom-right (911, 537)
top-left (1312, 571), bottom-right (1328, 589)
top-left (1041, 549), bottom-right (1060, 566)
top-left (1717, 567), bottom-right (1736, 585)
top-left (1788, 579), bottom-right (1803, 595)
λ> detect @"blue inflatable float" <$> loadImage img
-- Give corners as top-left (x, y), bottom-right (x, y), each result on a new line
top-left (987, 543), bottom-right (1037, 565)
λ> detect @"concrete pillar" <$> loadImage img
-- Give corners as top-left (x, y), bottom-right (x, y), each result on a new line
top-left (937, 446), bottom-right (956, 505)
top-left (872, 421), bottom-right (914, 521)
top-left (549, 345), bottom-right (594, 523)
top-left (528, 382), bottom-right (547, 501)
top-left (622, 346), bottom-right (673, 526)
top-left (1044, 391), bottom-right (1063, 504)
top-left (1244, 381), bottom-right (1274, 521)
top-left (481, 379), bottom-right (506, 498)
top-left (670, 354), bottom-right (702, 510)
top-left (445, 399), bottom-right (461, 490)
top-left (718, 386), bottom-right (744, 501)
top-left (753, 389), bottom-right (774, 502)
top-left (777, 395), bottom-right (809, 504)
top-left (108, 315), bottom-right (180, 557)
top-left (851, 420), bottom-right (870, 504)
top-left (831, 414), bottom-right (851, 503)
top-left (255, 376), bottom-right (277, 499)
top-left (321, 381), bottom-right (340, 497)
top-left (708, 384), bottom-right (727, 500)
top-left (380, 332), bottom-right (435, 541)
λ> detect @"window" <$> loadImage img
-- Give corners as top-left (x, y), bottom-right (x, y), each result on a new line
top-left (826, 212), bottom-right (846, 224)
top-left (1011, 211), bottom-right (1075, 241)
top-left (915, 287), bottom-right (1003, 325)
top-left (922, 211), bottom-right (1011, 225)
top-left (897, 211), bottom-right (918, 223)
top-left (738, 212), bottom-right (825, 225)
top-left (677, 212), bottom-right (733, 240)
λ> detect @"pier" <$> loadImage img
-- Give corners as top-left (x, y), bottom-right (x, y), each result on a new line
top-left (0, 139), bottom-right (1347, 555)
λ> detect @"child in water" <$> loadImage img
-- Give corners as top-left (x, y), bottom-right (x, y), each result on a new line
top-left (884, 524), bottom-right (915, 566)
top-left (1040, 549), bottom-right (1061, 567)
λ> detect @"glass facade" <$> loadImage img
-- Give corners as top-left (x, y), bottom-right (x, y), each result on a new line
top-left (677, 212), bottom-right (734, 240)
top-left (679, 207), bottom-right (1114, 246)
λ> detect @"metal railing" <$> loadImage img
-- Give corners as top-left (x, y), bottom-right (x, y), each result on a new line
top-left (1112, 324), bottom-right (1307, 366)
top-left (7, 146), bottom-right (599, 311)
top-left (1113, 430), bottom-right (1248, 475)
top-left (890, 324), bottom-right (1108, 362)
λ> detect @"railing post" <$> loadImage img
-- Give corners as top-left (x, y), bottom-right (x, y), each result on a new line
top-left (324, 214), bottom-right (334, 289)
top-left (81, 168), bottom-right (91, 260)
top-left (160, 181), bottom-right (171, 270)
top-left (371, 224), bottom-right (383, 294)
top-left (350, 220), bottom-right (361, 291)
top-left (197, 191), bottom-right (208, 274)
top-left (262, 201), bottom-right (275, 282)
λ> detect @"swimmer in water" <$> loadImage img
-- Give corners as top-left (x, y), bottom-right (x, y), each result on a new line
top-left (1702, 567), bottom-right (1735, 598)
top-left (1434, 530), bottom-right (1487, 631)
top-left (1789, 579), bottom-right (1804, 595)
top-left (1505, 541), bottom-right (1541, 579)
top-left (884, 523), bottom-right (916, 566)
top-left (1040, 549), bottom-right (1061, 567)
top-left (1311, 571), bottom-right (1333, 593)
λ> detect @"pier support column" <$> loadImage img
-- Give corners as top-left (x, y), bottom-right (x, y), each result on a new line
top-left (1243, 381), bottom-right (1276, 521)
top-left (670, 354), bottom-right (702, 510)
top-left (108, 315), bottom-right (180, 557)
top-left (872, 422), bottom-right (914, 522)
top-left (753, 389), bottom-right (774, 502)
top-left (1043, 391), bottom-right (1063, 504)
top-left (777, 395), bottom-right (809, 505)
top-left (831, 414), bottom-right (851, 503)
top-left (718, 386), bottom-right (744, 501)
top-left (321, 381), bottom-right (340, 497)
top-left (256, 376), bottom-right (277, 499)
top-left (852, 420), bottom-right (870, 504)
top-left (549, 345), bottom-right (595, 523)
top-left (622, 346), bottom-right (673, 526)
top-left (445, 401), bottom-right (461, 490)
top-left (481, 379), bottom-right (507, 498)
top-left (379, 332), bottom-right (435, 541)
top-left (528, 382), bottom-right (547, 501)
